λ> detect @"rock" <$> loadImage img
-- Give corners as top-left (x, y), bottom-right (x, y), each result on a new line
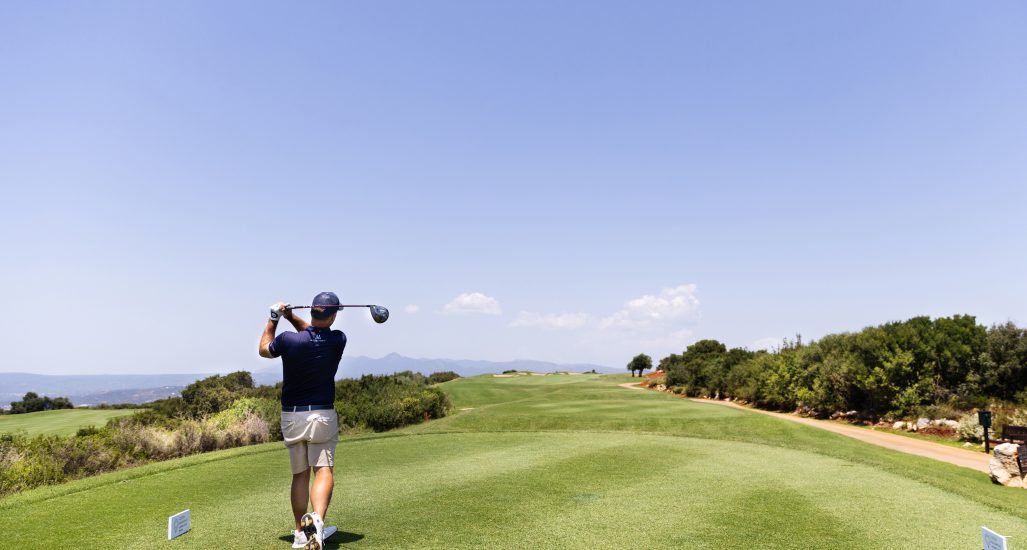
top-left (893, 421), bottom-right (906, 430)
top-left (942, 419), bottom-right (960, 430)
top-left (916, 417), bottom-right (931, 429)
top-left (989, 443), bottom-right (1026, 488)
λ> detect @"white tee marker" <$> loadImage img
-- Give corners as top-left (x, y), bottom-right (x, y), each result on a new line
top-left (982, 526), bottom-right (1008, 550)
top-left (168, 509), bottom-right (191, 540)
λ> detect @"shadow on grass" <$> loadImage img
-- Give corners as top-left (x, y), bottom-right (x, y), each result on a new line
top-left (278, 531), bottom-right (365, 547)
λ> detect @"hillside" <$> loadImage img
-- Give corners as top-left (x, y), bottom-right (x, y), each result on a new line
top-left (3, 374), bottom-right (1026, 548)
top-left (0, 409), bottom-right (140, 437)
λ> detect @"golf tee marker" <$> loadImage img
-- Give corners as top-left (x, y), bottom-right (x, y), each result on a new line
top-left (167, 509), bottom-right (190, 540)
top-left (982, 526), bottom-right (1007, 550)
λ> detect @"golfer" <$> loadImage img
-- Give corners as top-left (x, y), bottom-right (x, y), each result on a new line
top-left (259, 291), bottom-right (346, 550)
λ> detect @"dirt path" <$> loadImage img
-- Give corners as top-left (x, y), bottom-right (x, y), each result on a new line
top-left (619, 382), bottom-right (990, 472)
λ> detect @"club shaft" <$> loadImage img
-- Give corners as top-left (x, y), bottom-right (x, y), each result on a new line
top-left (286, 305), bottom-right (374, 309)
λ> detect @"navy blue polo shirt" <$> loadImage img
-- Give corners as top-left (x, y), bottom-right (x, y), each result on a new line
top-left (268, 326), bottom-right (346, 407)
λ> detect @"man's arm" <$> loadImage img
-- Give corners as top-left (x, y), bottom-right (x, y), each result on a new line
top-left (258, 302), bottom-right (288, 358)
top-left (283, 305), bottom-right (310, 332)
top-left (258, 318), bottom-right (278, 358)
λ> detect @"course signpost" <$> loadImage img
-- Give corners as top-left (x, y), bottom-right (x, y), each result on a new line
top-left (979, 410), bottom-right (993, 453)
top-left (167, 509), bottom-right (190, 540)
top-left (982, 526), bottom-right (1007, 550)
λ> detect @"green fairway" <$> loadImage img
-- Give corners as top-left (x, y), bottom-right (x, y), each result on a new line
top-left (0, 408), bottom-right (139, 437)
top-left (3, 374), bottom-right (1027, 549)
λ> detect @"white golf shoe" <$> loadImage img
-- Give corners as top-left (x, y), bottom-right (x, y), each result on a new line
top-left (300, 512), bottom-right (325, 550)
top-left (291, 529), bottom-right (308, 549)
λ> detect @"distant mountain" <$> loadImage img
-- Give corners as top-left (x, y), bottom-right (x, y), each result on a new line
top-left (72, 386), bottom-right (185, 407)
top-left (0, 372), bottom-right (210, 408)
top-left (253, 353), bottom-right (617, 384)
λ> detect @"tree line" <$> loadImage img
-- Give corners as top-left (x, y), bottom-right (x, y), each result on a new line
top-left (642, 315), bottom-right (1027, 420)
top-left (7, 392), bottom-right (74, 414)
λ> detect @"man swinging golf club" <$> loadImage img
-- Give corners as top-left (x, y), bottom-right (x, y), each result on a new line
top-left (259, 291), bottom-right (345, 550)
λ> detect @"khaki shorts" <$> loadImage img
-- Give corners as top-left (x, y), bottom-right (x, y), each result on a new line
top-left (281, 410), bottom-right (339, 474)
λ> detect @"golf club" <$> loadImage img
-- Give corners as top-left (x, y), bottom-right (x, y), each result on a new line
top-left (287, 304), bottom-right (390, 324)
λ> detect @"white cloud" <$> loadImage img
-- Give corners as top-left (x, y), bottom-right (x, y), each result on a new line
top-left (442, 292), bottom-right (502, 315)
top-left (750, 337), bottom-right (782, 351)
top-left (600, 284), bottom-right (700, 330)
top-left (404, 304), bottom-right (420, 314)
top-left (510, 311), bottom-right (590, 330)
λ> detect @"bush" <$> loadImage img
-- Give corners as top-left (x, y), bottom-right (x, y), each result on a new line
top-left (211, 397), bottom-right (282, 440)
top-left (918, 403), bottom-right (961, 421)
top-left (957, 412), bottom-right (984, 442)
top-left (180, 371), bottom-right (256, 417)
top-left (0, 434), bottom-right (64, 495)
top-left (335, 373), bottom-right (451, 432)
top-left (108, 409), bottom-right (180, 430)
top-left (428, 371), bottom-right (461, 384)
top-left (75, 426), bottom-right (101, 437)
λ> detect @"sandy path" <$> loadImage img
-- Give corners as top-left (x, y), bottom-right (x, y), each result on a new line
top-left (619, 382), bottom-right (990, 472)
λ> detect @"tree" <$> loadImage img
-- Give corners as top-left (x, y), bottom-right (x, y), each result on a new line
top-left (664, 339), bottom-right (728, 391)
top-left (180, 371), bottom-right (257, 417)
top-left (9, 392), bottom-right (74, 414)
top-left (627, 354), bottom-right (653, 377)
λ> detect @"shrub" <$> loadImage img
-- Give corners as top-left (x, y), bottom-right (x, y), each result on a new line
top-left (918, 403), bottom-right (961, 421)
top-left (180, 371), bottom-right (256, 417)
top-left (428, 371), bottom-right (461, 384)
top-left (957, 412), bottom-right (984, 442)
top-left (335, 373), bottom-right (451, 431)
top-left (211, 397), bottom-right (282, 440)
top-left (0, 434), bottom-right (66, 495)
top-left (108, 409), bottom-right (180, 430)
top-left (75, 426), bottom-right (101, 437)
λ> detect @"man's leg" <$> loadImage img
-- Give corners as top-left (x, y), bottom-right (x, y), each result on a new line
top-left (291, 468), bottom-right (311, 530)
top-left (310, 466), bottom-right (334, 520)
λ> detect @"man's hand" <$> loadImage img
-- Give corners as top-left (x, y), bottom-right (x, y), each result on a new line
top-left (270, 302), bottom-right (290, 322)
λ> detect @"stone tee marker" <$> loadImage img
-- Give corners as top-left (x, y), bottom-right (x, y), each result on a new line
top-left (989, 443), bottom-right (1027, 488)
top-left (167, 509), bottom-right (190, 540)
top-left (982, 526), bottom-right (1008, 550)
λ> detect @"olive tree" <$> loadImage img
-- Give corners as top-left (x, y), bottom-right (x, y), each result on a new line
top-left (627, 354), bottom-right (653, 377)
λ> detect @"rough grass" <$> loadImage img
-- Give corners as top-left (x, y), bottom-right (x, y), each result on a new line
top-left (0, 409), bottom-right (139, 437)
top-left (3, 374), bottom-right (1027, 549)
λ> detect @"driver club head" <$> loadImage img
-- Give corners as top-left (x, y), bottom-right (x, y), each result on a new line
top-left (370, 305), bottom-right (389, 324)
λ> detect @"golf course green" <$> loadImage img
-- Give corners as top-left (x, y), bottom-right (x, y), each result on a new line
top-left (0, 408), bottom-right (140, 437)
top-left (3, 374), bottom-right (1026, 549)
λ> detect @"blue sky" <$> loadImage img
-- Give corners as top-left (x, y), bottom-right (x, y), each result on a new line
top-left (2, 1), bottom-right (1025, 374)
